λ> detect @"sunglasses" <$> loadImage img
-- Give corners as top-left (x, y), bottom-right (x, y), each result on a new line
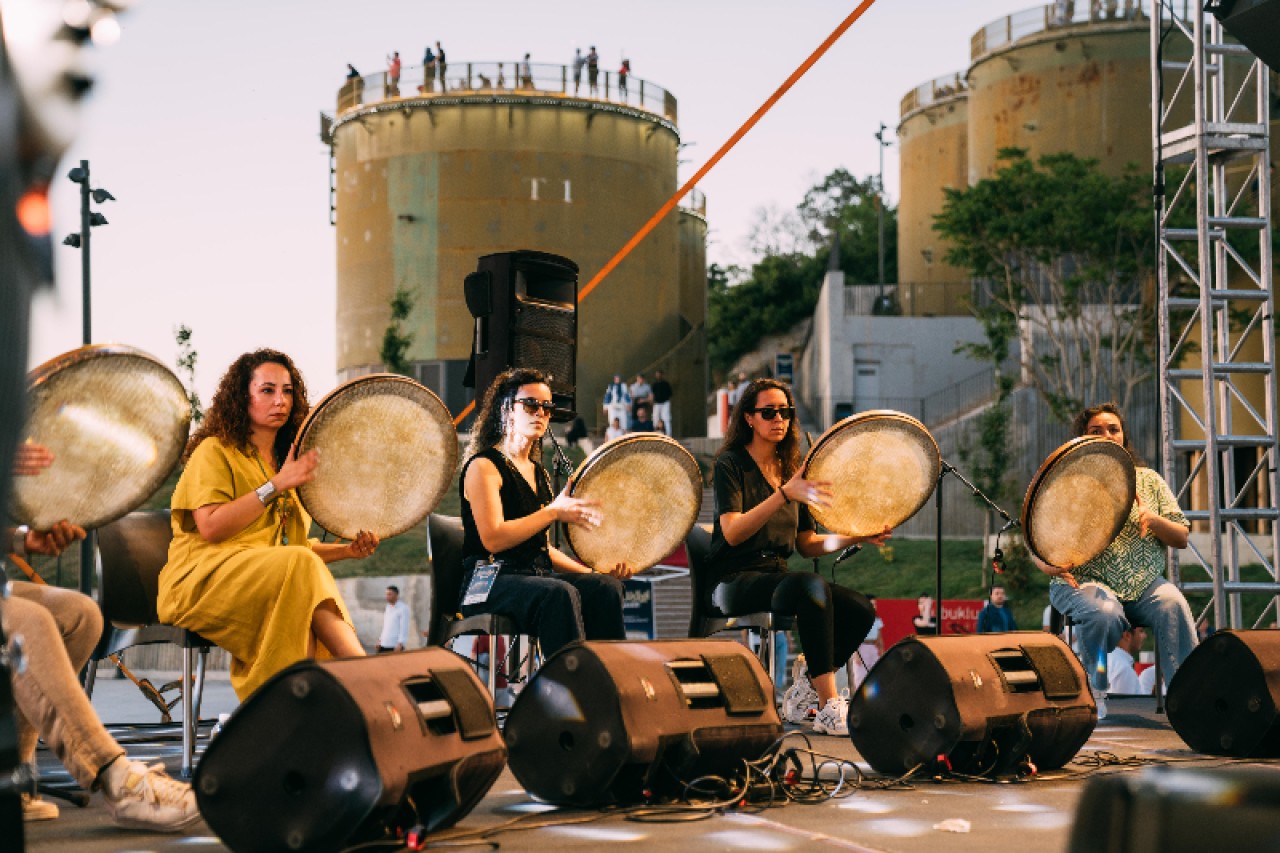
top-left (749, 406), bottom-right (795, 421)
top-left (514, 397), bottom-right (556, 415)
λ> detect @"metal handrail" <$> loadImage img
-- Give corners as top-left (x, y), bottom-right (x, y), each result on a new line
top-left (337, 60), bottom-right (678, 124)
top-left (899, 72), bottom-right (968, 119)
top-left (969, 1), bottom-right (1191, 63)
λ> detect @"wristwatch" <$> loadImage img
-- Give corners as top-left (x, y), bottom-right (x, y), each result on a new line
top-left (255, 481), bottom-right (278, 505)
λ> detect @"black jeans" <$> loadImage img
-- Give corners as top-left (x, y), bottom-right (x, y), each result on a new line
top-left (715, 570), bottom-right (874, 678)
top-left (459, 567), bottom-right (626, 657)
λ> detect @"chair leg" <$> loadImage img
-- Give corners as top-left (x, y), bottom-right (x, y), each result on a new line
top-left (1154, 639), bottom-right (1164, 715)
top-left (192, 646), bottom-right (209, 739)
top-left (486, 633), bottom-right (498, 698)
top-left (180, 647), bottom-right (194, 779)
top-left (83, 658), bottom-right (99, 698)
top-left (760, 628), bottom-right (776, 688)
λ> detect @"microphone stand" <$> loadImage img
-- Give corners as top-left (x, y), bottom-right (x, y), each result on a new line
top-left (932, 459), bottom-right (1018, 636)
top-left (545, 424), bottom-right (575, 549)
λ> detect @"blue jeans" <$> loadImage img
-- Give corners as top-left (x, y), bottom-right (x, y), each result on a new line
top-left (1049, 576), bottom-right (1197, 691)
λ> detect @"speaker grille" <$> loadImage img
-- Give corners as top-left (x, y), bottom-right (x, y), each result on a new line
top-left (514, 301), bottom-right (576, 392)
top-left (1023, 644), bottom-right (1083, 700)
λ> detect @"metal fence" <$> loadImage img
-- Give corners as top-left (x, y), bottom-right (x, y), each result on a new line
top-left (337, 60), bottom-right (677, 124)
top-left (844, 283), bottom-right (973, 318)
top-left (970, 1), bottom-right (1192, 62)
top-left (899, 72), bottom-right (968, 119)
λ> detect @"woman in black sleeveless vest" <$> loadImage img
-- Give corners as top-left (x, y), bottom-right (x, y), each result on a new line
top-left (458, 368), bottom-right (631, 656)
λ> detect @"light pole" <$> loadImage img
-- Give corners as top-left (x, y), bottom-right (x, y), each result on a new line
top-left (874, 122), bottom-right (891, 297)
top-left (62, 159), bottom-right (114, 594)
top-left (63, 159), bottom-right (114, 344)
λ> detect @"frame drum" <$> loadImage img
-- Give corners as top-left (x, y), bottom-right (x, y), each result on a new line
top-left (294, 374), bottom-right (457, 540)
top-left (803, 411), bottom-right (940, 537)
top-left (13, 345), bottom-right (192, 531)
top-left (564, 434), bottom-right (702, 572)
top-left (1022, 436), bottom-right (1136, 569)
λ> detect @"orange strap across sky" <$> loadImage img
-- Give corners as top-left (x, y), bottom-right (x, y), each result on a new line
top-left (454, 0), bottom-right (877, 426)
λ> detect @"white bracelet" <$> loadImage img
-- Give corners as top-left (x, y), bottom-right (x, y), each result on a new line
top-left (11, 525), bottom-right (30, 557)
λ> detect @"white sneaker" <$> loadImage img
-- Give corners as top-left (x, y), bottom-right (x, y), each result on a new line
top-left (781, 654), bottom-right (819, 724)
top-left (102, 759), bottom-right (200, 832)
top-left (1092, 688), bottom-right (1108, 721)
top-left (813, 693), bottom-right (850, 736)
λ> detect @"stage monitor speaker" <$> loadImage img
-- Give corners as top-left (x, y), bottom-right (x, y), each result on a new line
top-left (1209, 0), bottom-right (1280, 72)
top-left (1167, 629), bottom-right (1280, 757)
top-left (504, 639), bottom-right (783, 806)
top-left (848, 632), bottom-right (1096, 777)
top-left (463, 249), bottom-right (578, 421)
top-left (1067, 765), bottom-right (1280, 853)
top-left (194, 649), bottom-right (507, 853)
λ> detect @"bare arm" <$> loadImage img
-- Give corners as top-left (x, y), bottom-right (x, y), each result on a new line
top-left (464, 457), bottom-right (604, 553)
top-left (192, 447), bottom-right (318, 544)
top-left (1137, 494), bottom-right (1189, 549)
top-left (312, 530), bottom-right (380, 564)
top-left (796, 527), bottom-right (891, 559)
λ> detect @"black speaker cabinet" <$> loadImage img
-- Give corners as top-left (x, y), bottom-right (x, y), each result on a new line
top-left (464, 250), bottom-right (578, 420)
top-left (504, 639), bottom-right (783, 806)
top-left (1068, 765), bottom-right (1280, 853)
top-left (1210, 0), bottom-right (1280, 72)
top-left (1167, 629), bottom-right (1280, 757)
top-left (848, 632), bottom-right (1096, 776)
top-left (194, 649), bottom-right (506, 853)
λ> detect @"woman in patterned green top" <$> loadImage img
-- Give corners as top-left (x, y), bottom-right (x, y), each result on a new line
top-left (1040, 403), bottom-right (1196, 706)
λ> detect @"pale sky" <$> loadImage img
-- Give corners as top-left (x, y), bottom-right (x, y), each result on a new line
top-left (33, 0), bottom-right (1024, 405)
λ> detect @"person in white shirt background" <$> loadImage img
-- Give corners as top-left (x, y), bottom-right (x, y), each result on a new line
top-left (850, 594), bottom-right (884, 688)
top-left (377, 585), bottom-right (411, 653)
top-left (1106, 626), bottom-right (1155, 695)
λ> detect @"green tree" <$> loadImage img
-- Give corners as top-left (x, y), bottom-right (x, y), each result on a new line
top-left (380, 288), bottom-right (415, 375)
top-left (934, 149), bottom-right (1155, 422)
top-left (174, 324), bottom-right (203, 425)
top-left (707, 168), bottom-right (897, 376)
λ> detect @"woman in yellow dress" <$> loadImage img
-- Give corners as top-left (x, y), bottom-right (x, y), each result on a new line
top-left (159, 349), bottom-right (379, 700)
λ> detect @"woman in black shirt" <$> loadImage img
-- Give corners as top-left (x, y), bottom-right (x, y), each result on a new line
top-left (707, 379), bottom-right (888, 735)
top-left (459, 368), bottom-right (632, 657)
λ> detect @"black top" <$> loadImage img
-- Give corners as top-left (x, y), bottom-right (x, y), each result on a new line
top-left (706, 446), bottom-right (813, 587)
top-left (460, 447), bottom-right (552, 568)
top-left (651, 379), bottom-right (673, 404)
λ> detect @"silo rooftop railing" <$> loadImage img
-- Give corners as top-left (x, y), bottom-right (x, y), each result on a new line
top-left (970, 0), bottom-right (1194, 62)
top-left (337, 61), bottom-right (678, 125)
top-left (899, 71), bottom-right (967, 119)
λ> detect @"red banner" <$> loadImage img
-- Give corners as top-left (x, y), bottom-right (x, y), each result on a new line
top-left (875, 597), bottom-right (984, 649)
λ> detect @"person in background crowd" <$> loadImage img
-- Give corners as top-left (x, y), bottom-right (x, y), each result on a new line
top-left (850, 594), bottom-right (884, 688)
top-left (603, 374), bottom-right (630, 431)
top-left (572, 47), bottom-right (586, 94)
top-left (386, 51), bottom-right (401, 96)
top-left (1106, 626), bottom-right (1154, 695)
top-left (618, 58), bottom-right (631, 97)
top-left (628, 373), bottom-right (652, 423)
top-left (912, 592), bottom-right (937, 633)
top-left (377, 585), bottom-right (410, 653)
top-left (650, 369), bottom-right (673, 436)
top-left (605, 417), bottom-right (626, 442)
top-left (976, 584), bottom-right (1018, 633)
top-left (587, 46), bottom-right (599, 95)
top-left (631, 406), bottom-right (654, 433)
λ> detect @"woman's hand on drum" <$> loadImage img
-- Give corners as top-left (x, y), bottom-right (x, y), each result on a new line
top-left (273, 446), bottom-right (320, 491)
top-left (549, 490), bottom-right (603, 528)
top-left (345, 530), bottom-right (380, 560)
top-left (856, 526), bottom-right (892, 547)
top-left (603, 561), bottom-right (635, 579)
top-left (12, 443), bottom-right (55, 477)
top-left (25, 520), bottom-right (86, 557)
top-left (780, 471), bottom-right (833, 509)
top-left (1030, 552), bottom-right (1080, 588)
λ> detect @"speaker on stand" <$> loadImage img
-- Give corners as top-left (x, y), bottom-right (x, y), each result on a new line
top-left (463, 249), bottom-right (578, 421)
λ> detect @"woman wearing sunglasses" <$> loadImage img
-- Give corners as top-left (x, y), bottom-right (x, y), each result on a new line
top-left (707, 379), bottom-right (890, 736)
top-left (458, 367), bottom-right (632, 657)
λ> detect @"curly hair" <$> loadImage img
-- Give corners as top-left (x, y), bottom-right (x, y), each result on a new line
top-left (718, 378), bottom-right (802, 479)
top-left (466, 367), bottom-right (551, 461)
top-left (1072, 401), bottom-right (1142, 465)
top-left (183, 349), bottom-right (309, 466)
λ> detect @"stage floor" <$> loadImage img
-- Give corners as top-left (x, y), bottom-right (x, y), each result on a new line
top-left (21, 677), bottom-right (1278, 853)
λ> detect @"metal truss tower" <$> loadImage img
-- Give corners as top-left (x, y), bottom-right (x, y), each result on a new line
top-left (1151, 1), bottom-right (1280, 629)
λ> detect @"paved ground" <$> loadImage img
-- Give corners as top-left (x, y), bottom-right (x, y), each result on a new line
top-left (19, 672), bottom-right (1280, 853)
